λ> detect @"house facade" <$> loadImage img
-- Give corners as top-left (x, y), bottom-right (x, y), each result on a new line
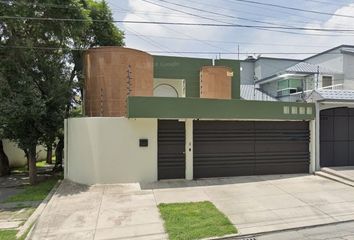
top-left (241, 45), bottom-right (354, 171)
top-left (64, 47), bottom-right (315, 185)
top-left (242, 45), bottom-right (354, 102)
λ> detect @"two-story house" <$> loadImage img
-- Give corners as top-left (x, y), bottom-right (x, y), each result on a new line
top-left (242, 45), bottom-right (354, 102)
top-left (241, 45), bottom-right (354, 171)
top-left (64, 47), bottom-right (315, 185)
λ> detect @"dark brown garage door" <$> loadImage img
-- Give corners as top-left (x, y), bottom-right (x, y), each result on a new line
top-left (158, 120), bottom-right (185, 180)
top-left (193, 121), bottom-right (310, 178)
top-left (320, 107), bottom-right (354, 167)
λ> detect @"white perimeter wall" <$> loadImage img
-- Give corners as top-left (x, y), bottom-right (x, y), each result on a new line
top-left (3, 139), bottom-right (47, 167)
top-left (65, 117), bottom-right (157, 185)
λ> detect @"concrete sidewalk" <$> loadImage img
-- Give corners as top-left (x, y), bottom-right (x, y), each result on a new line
top-left (31, 181), bottom-right (167, 240)
top-left (147, 174), bottom-right (354, 235)
top-left (31, 174), bottom-right (354, 239)
top-left (255, 221), bottom-right (354, 240)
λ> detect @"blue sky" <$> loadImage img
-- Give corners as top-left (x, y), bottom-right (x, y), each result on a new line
top-left (107, 0), bottom-right (354, 60)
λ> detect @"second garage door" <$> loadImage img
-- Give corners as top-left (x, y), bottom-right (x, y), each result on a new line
top-left (320, 107), bottom-right (354, 167)
top-left (193, 121), bottom-right (310, 178)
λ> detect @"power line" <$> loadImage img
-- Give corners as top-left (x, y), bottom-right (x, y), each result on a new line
top-left (155, 0), bottom-right (350, 37)
top-left (124, 33), bottom-right (337, 47)
top-left (148, 0), bottom-right (293, 28)
top-left (124, 26), bottom-right (182, 56)
top-left (3, 16), bottom-right (354, 34)
top-left (115, 0), bottom-right (338, 29)
top-left (307, 0), bottom-right (353, 7)
top-left (113, 9), bottom-right (232, 20)
top-left (110, 1), bottom-right (230, 53)
top-left (140, 0), bottom-right (299, 39)
top-left (148, 51), bottom-right (342, 55)
top-left (0, 45), bottom-right (348, 55)
top-left (153, 0), bottom-right (354, 31)
top-left (3, 0), bottom-right (353, 29)
top-left (136, 0), bottom-right (354, 37)
top-left (229, 0), bottom-right (354, 19)
top-left (139, 0), bottom-right (233, 26)
top-left (113, 4), bottom-right (231, 54)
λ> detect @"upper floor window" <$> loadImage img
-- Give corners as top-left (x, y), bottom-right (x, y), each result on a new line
top-left (322, 76), bottom-right (333, 88)
top-left (277, 79), bottom-right (303, 97)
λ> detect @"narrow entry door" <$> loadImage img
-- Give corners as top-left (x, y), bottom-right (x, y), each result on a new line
top-left (158, 120), bottom-right (186, 180)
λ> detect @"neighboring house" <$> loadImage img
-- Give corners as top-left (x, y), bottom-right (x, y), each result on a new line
top-left (242, 45), bottom-right (354, 102)
top-left (64, 47), bottom-right (315, 185)
top-left (2, 139), bottom-right (47, 167)
top-left (240, 45), bottom-right (354, 170)
top-left (240, 56), bottom-right (300, 85)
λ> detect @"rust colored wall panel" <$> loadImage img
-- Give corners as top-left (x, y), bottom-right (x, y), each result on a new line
top-left (84, 47), bottom-right (153, 117)
top-left (200, 66), bottom-right (232, 99)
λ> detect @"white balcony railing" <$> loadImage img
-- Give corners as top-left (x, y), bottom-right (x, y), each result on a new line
top-left (284, 84), bottom-right (344, 102)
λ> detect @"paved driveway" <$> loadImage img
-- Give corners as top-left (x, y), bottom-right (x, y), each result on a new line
top-left (31, 174), bottom-right (354, 239)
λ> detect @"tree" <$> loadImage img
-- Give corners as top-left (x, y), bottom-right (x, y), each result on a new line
top-left (0, 140), bottom-right (10, 177)
top-left (0, 73), bottom-right (10, 177)
top-left (0, 0), bottom-right (124, 184)
top-left (0, 0), bottom-right (88, 184)
top-left (54, 0), bottom-right (125, 170)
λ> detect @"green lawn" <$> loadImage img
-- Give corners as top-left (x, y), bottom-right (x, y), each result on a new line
top-left (35, 160), bottom-right (47, 168)
top-left (158, 201), bottom-right (237, 240)
top-left (0, 227), bottom-right (31, 240)
top-left (0, 230), bottom-right (17, 240)
top-left (4, 178), bottom-right (58, 203)
top-left (0, 229), bottom-right (28, 240)
top-left (11, 160), bottom-right (50, 174)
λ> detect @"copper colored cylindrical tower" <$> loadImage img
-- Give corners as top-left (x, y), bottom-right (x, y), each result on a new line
top-left (200, 66), bottom-right (232, 99)
top-left (83, 47), bottom-right (153, 117)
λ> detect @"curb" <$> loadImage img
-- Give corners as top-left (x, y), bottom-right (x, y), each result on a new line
top-left (16, 179), bottom-right (62, 239)
top-left (203, 219), bottom-right (354, 240)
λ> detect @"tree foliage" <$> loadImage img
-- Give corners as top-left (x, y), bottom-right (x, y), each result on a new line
top-left (0, 0), bottom-right (124, 184)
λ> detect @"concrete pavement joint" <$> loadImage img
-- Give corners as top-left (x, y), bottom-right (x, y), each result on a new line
top-left (92, 185), bottom-right (106, 240)
top-left (17, 179), bottom-right (61, 239)
top-left (210, 219), bottom-right (354, 240)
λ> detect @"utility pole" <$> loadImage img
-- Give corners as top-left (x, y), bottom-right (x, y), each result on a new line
top-left (316, 65), bottom-right (319, 89)
top-left (237, 44), bottom-right (240, 60)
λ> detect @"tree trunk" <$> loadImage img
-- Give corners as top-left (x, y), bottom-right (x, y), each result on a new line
top-left (27, 145), bottom-right (37, 185)
top-left (24, 149), bottom-right (29, 171)
top-left (54, 136), bottom-right (64, 171)
top-left (46, 145), bottom-right (52, 164)
top-left (0, 140), bottom-right (10, 177)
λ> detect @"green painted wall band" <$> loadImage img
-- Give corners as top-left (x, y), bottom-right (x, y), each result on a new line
top-left (127, 96), bottom-right (315, 120)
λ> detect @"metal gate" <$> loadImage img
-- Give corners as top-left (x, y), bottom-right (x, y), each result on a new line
top-left (158, 120), bottom-right (185, 180)
top-left (193, 121), bottom-right (310, 178)
top-left (320, 107), bottom-right (354, 167)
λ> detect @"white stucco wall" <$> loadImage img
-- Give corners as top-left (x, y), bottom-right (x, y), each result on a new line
top-left (153, 78), bottom-right (185, 97)
top-left (2, 140), bottom-right (47, 167)
top-left (306, 48), bottom-right (344, 73)
top-left (255, 58), bottom-right (300, 80)
top-left (240, 61), bottom-right (255, 85)
top-left (65, 117), bottom-right (158, 185)
top-left (261, 81), bottom-right (278, 97)
top-left (343, 54), bottom-right (354, 89)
